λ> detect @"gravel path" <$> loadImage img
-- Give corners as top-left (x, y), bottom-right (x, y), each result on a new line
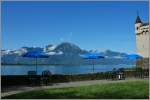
top-left (1, 78), bottom-right (147, 97)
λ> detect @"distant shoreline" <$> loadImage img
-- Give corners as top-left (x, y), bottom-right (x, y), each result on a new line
top-left (1, 64), bottom-right (80, 66)
top-left (1, 64), bottom-right (135, 66)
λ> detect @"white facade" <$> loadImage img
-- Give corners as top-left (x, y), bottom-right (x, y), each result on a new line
top-left (135, 16), bottom-right (150, 58)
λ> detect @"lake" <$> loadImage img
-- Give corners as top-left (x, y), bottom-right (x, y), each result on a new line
top-left (1, 64), bottom-right (134, 75)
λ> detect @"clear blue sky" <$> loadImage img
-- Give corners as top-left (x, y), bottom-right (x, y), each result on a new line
top-left (2, 1), bottom-right (149, 53)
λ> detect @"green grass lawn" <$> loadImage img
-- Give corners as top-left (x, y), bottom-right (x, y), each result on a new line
top-left (3, 80), bottom-right (149, 99)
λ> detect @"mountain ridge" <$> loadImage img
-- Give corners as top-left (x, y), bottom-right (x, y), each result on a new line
top-left (1, 42), bottom-right (135, 65)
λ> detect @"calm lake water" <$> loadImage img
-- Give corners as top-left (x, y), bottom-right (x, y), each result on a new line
top-left (1, 64), bottom-right (134, 75)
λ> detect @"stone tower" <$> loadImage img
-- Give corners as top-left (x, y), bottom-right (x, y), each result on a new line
top-left (135, 15), bottom-right (149, 70)
top-left (135, 15), bottom-right (149, 58)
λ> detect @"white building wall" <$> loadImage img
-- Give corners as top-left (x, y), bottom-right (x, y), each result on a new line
top-left (136, 25), bottom-right (150, 58)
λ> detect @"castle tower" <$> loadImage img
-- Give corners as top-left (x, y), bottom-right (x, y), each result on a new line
top-left (135, 15), bottom-right (149, 58)
top-left (135, 14), bottom-right (149, 70)
top-left (135, 15), bottom-right (142, 34)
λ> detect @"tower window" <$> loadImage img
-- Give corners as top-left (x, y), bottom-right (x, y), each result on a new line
top-left (137, 27), bottom-right (139, 30)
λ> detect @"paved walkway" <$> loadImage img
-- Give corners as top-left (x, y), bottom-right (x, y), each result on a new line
top-left (1, 78), bottom-right (147, 97)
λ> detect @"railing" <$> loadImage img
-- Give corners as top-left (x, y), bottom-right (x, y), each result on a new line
top-left (2, 70), bottom-right (149, 87)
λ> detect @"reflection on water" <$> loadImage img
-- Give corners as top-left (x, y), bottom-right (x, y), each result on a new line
top-left (1, 64), bottom-right (134, 75)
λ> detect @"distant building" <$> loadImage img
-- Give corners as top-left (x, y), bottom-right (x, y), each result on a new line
top-left (135, 15), bottom-right (149, 69)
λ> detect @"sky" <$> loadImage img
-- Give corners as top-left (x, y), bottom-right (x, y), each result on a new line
top-left (2, 1), bottom-right (149, 53)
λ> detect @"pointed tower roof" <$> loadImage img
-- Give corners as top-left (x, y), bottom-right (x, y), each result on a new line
top-left (135, 16), bottom-right (142, 24)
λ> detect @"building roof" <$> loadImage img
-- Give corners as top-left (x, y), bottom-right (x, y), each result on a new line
top-left (135, 16), bottom-right (142, 24)
top-left (142, 22), bottom-right (149, 26)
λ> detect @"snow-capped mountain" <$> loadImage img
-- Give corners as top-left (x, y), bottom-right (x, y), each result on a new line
top-left (1, 42), bottom-right (134, 65)
top-left (44, 44), bottom-right (56, 52)
top-left (1, 48), bottom-right (27, 56)
top-left (99, 50), bottom-right (127, 59)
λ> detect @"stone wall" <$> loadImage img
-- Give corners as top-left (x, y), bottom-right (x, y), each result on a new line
top-left (136, 31), bottom-right (149, 58)
top-left (135, 22), bottom-right (149, 58)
